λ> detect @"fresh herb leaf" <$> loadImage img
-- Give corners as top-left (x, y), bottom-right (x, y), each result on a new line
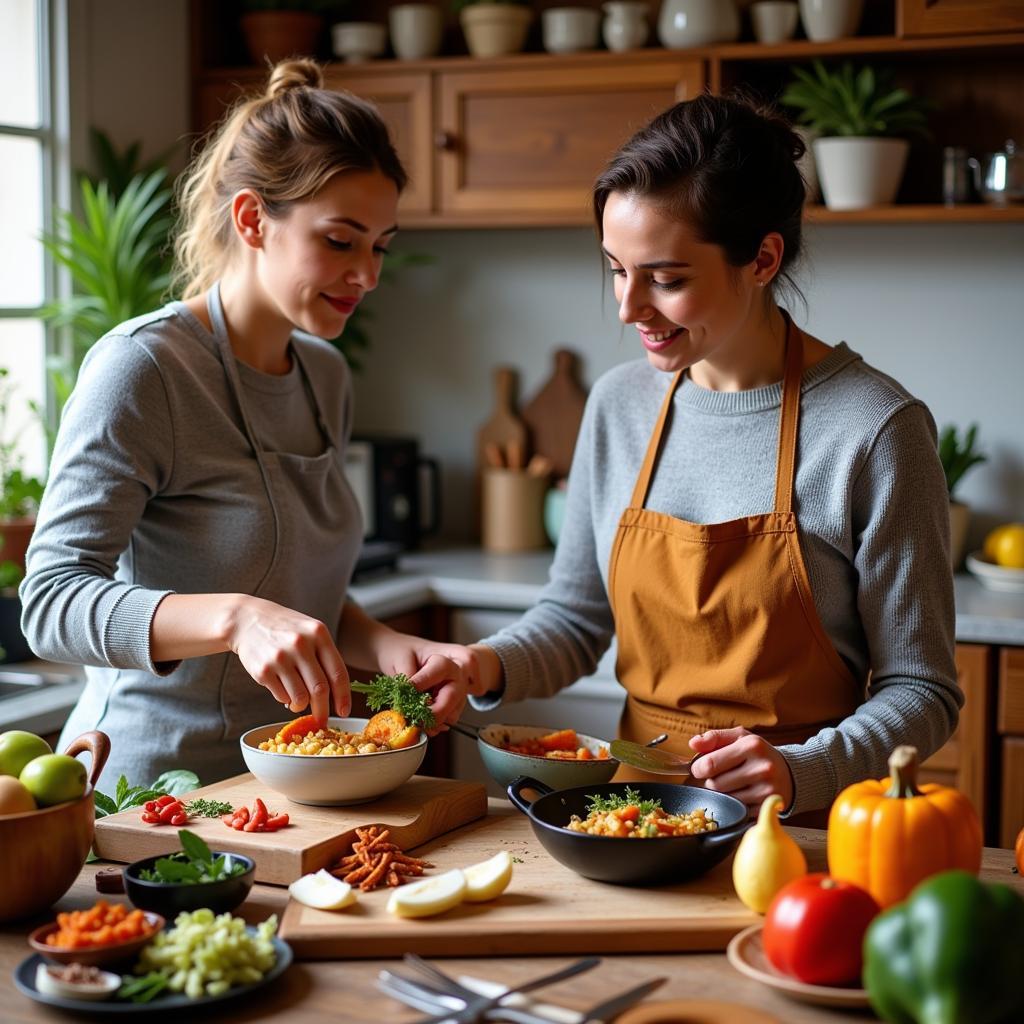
top-left (351, 673), bottom-right (436, 729)
top-left (184, 798), bottom-right (233, 818)
top-left (93, 791), bottom-right (118, 818)
top-left (141, 857), bottom-right (201, 883)
top-left (151, 769), bottom-right (200, 797)
top-left (178, 828), bottom-right (213, 865)
top-left (585, 787), bottom-right (662, 818)
top-left (117, 972), bottom-right (170, 1003)
top-left (114, 775), bottom-right (129, 807)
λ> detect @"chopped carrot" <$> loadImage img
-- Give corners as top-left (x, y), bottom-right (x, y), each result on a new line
top-left (276, 714), bottom-right (324, 744)
top-left (537, 729), bottom-right (580, 752)
top-left (388, 724), bottom-right (421, 749)
top-left (364, 709), bottom-right (407, 744)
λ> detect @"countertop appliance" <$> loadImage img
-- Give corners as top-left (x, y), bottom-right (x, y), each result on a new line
top-left (344, 435), bottom-right (440, 575)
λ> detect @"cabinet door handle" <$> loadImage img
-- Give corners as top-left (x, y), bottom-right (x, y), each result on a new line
top-left (434, 130), bottom-right (458, 152)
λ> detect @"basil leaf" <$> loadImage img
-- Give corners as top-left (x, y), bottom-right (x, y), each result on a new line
top-left (150, 770), bottom-right (200, 797)
top-left (94, 791), bottom-right (117, 818)
top-left (178, 828), bottom-right (213, 865)
top-left (114, 775), bottom-right (129, 807)
top-left (151, 857), bottom-right (200, 883)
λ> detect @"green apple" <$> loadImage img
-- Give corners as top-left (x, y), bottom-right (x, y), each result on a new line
top-left (0, 730), bottom-right (52, 778)
top-left (20, 754), bottom-right (87, 807)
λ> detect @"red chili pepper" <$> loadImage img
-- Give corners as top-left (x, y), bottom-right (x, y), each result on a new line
top-left (244, 798), bottom-right (269, 833)
top-left (144, 801), bottom-right (158, 812)
top-left (141, 811), bottom-right (161, 824)
top-left (170, 812), bottom-right (187, 826)
top-left (156, 795), bottom-right (177, 807)
top-left (264, 813), bottom-right (290, 830)
top-left (235, 806), bottom-right (250, 824)
top-left (158, 801), bottom-right (183, 823)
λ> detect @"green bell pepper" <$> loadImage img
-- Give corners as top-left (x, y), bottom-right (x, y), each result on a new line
top-left (864, 869), bottom-right (1024, 1024)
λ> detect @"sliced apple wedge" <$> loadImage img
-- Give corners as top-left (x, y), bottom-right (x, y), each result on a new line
top-left (288, 869), bottom-right (358, 910)
top-left (462, 851), bottom-right (514, 903)
top-left (387, 869), bottom-right (467, 918)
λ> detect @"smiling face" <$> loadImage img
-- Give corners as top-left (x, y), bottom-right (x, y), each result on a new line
top-left (602, 191), bottom-right (767, 376)
top-left (251, 168), bottom-right (400, 340)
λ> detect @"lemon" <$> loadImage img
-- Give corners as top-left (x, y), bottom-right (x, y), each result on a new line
top-left (387, 868), bottom-right (467, 918)
top-left (462, 851), bottom-right (513, 903)
top-left (288, 870), bottom-right (357, 910)
top-left (984, 524), bottom-right (1013, 561)
top-left (990, 523), bottom-right (1024, 569)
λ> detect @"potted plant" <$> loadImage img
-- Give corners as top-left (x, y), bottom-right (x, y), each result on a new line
top-left (239, 1), bottom-right (336, 65)
top-left (454, 0), bottom-right (533, 58)
top-left (780, 60), bottom-right (930, 210)
top-left (0, 369), bottom-right (45, 574)
top-left (939, 422), bottom-right (987, 571)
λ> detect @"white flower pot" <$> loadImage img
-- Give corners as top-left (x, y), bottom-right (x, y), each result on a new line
top-left (657, 0), bottom-right (740, 48)
top-left (460, 4), bottom-right (532, 58)
top-left (389, 3), bottom-right (444, 60)
top-left (812, 136), bottom-right (909, 210)
top-left (542, 6), bottom-right (601, 52)
top-left (798, 0), bottom-right (864, 41)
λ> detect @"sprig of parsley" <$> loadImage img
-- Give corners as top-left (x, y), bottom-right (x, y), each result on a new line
top-left (585, 787), bottom-right (662, 818)
top-left (351, 673), bottom-right (437, 729)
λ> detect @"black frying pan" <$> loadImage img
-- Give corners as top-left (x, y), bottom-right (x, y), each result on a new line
top-left (507, 776), bottom-right (749, 886)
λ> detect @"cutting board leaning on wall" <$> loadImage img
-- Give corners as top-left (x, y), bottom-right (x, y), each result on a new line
top-left (522, 349), bottom-right (588, 482)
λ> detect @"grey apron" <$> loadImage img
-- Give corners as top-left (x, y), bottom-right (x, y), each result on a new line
top-left (60, 284), bottom-right (361, 787)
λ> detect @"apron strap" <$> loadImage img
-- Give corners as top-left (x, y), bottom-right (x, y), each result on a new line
top-left (774, 313), bottom-right (805, 515)
top-left (629, 370), bottom-right (684, 509)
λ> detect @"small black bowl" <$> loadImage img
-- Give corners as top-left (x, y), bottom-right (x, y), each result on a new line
top-left (508, 776), bottom-right (749, 886)
top-left (124, 851), bottom-right (256, 917)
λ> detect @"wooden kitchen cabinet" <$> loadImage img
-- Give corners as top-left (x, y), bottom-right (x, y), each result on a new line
top-left (898, 0), bottom-right (1024, 37)
top-left (919, 643), bottom-right (995, 841)
top-left (997, 646), bottom-right (1024, 848)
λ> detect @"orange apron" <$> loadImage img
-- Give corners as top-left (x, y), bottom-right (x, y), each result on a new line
top-left (607, 316), bottom-right (864, 824)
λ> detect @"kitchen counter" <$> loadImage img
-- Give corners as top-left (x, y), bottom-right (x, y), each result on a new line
top-left (3, 548), bottom-right (1022, 734)
top-left (2, 810), bottom-right (1019, 1023)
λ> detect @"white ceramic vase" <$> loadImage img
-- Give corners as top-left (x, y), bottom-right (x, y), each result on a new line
top-left (460, 4), bottom-right (532, 58)
top-left (657, 0), bottom-right (740, 48)
top-left (602, 1), bottom-right (650, 51)
top-left (813, 136), bottom-right (909, 210)
top-left (542, 6), bottom-right (602, 53)
top-left (798, 0), bottom-right (864, 41)
top-left (389, 3), bottom-right (443, 59)
top-left (750, 1), bottom-right (799, 44)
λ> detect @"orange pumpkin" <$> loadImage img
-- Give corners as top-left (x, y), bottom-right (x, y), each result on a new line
top-left (827, 745), bottom-right (982, 908)
top-left (1016, 826), bottom-right (1024, 875)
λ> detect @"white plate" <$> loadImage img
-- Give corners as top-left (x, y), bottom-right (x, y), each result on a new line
top-left (726, 924), bottom-right (871, 1009)
top-left (966, 551), bottom-right (1024, 593)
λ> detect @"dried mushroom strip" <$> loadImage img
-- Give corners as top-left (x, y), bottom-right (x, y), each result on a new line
top-left (329, 826), bottom-right (434, 891)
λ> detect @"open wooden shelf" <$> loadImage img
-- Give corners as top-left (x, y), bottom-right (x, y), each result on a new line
top-left (805, 204), bottom-right (1024, 224)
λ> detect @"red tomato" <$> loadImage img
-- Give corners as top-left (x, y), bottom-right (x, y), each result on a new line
top-left (762, 873), bottom-right (880, 987)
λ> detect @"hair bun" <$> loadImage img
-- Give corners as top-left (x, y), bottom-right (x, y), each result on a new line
top-left (266, 59), bottom-right (324, 98)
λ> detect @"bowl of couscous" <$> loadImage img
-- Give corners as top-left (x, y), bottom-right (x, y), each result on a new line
top-left (240, 717), bottom-right (427, 806)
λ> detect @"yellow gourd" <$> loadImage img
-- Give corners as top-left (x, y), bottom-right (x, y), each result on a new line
top-left (732, 794), bottom-right (808, 913)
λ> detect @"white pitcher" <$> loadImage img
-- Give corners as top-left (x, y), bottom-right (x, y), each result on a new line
top-left (602, 1), bottom-right (650, 51)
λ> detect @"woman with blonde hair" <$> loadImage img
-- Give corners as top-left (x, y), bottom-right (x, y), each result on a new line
top-left (22, 60), bottom-right (468, 787)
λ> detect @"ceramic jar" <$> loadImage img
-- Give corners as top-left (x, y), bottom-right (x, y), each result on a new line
top-left (542, 6), bottom-right (602, 53)
top-left (601, 1), bottom-right (650, 51)
top-left (657, 0), bottom-right (740, 48)
top-left (798, 0), bottom-right (864, 41)
top-left (389, 3), bottom-right (443, 59)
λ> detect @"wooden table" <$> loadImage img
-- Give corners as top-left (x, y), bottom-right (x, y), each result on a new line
top-left (2, 812), bottom-right (1019, 1023)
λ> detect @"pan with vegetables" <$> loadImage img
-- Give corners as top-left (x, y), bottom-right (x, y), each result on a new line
top-left (508, 778), bottom-right (748, 885)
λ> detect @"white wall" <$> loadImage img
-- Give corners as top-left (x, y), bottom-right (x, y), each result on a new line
top-left (76, 2), bottom-right (1024, 552)
top-left (360, 224), bottom-right (1024, 548)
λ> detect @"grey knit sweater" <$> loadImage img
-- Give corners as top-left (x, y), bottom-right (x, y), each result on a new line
top-left (472, 343), bottom-right (961, 817)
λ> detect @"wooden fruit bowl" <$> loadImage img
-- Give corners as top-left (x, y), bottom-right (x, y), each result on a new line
top-left (0, 731), bottom-right (110, 923)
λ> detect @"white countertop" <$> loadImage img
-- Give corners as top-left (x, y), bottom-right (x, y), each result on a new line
top-left (3, 547), bottom-right (1023, 733)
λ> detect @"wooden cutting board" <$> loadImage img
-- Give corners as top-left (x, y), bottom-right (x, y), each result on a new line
top-left (279, 804), bottom-right (758, 959)
top-left (477, 366), bottom-right (529, 472)
top-left (521, 349), bottom-right (588, 481)
top-left (93, 774), bottom-right (487, 886)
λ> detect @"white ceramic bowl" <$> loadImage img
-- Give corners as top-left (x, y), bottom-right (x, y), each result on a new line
top-left (966, 551), bottom-right (1024, 593)
top-left (240, 717), bottom-right (427, 806)
top-left (331, 21), bottom-right (387, 62)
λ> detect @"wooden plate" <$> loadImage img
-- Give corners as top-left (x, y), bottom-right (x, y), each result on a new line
top-left (618, 999), bottom-right (781, 1023)
top-left (726, 924), bottom-right (871, 1009)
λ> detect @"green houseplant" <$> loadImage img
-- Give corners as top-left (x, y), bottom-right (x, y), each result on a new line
top-left (780, 60), bottom-right (931, 210)
top-left (938, 422), bottom-right (987, 570)
top-left (453, 0), bottom-right (532, 57)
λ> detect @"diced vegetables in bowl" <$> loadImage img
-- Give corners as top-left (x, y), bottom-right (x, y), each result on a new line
top-left (475, 724), bottom-right (618, 791)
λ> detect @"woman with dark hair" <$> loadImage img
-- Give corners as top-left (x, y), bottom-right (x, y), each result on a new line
top-left (419, 94), bottom-right (959, 823)
top-left (21, 59), bottom-right (468, 787)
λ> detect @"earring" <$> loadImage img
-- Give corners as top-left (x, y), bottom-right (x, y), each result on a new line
top-left (757, 280), bottom-right (766, 288)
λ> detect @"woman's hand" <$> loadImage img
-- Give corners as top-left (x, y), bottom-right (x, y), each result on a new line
top-left (226, 595), bottom-right (350, 724)
top-left (373, 636), bottom-right (480, 733)
top-left (687, 727), bottom-right (795, 814)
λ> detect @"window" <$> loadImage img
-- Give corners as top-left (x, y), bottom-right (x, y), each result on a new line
top-left (0, 0), bottom-right (67, 481)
